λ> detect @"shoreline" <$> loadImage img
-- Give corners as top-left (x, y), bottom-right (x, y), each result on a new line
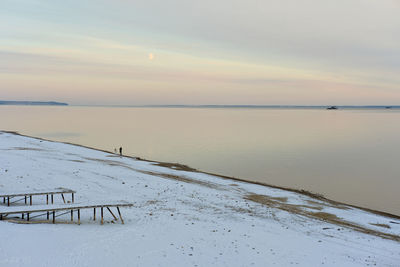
top-left (3, 129), bottom-right (400, 220)
top-left (1, 129), bottom-right (400, 266)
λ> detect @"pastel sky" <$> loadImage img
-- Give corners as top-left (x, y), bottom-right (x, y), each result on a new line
top-left (1, 0), bottom-right (399, 105)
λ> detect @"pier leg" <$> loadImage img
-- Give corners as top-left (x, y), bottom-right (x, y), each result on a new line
top-left (101, 207), bottom-right (104, 225)
top-left (78, 209), bottom-right (80, 225)
top-left (71, 210), bottom-right (74, 222)
top-left (52, 211), bottom-right (55, 224)
top-left (107, 207), bottom-right (118, 221)
top-left (24, 196), bottom-right (27, 204)
top-left (27, 213), bottom-right (30, 221)
top-left (46, 194), bottom-right (49, 204)
top-left (94, 208), bottom-right (96, 221)
top-left (47, 211), bottom-right (49, 220)
top-left (22, 213), bottom-right (24, 219)
top-left (7, 197), bottom-right (9, 206)
top-left (61, 194), bottom-right (66, 204)
top-left (117, 207), bottom-right (124, 224)
top-left (30, 195), bottom-right (32, 205)
top-left (51, 194), bottom-right (54, 204)
top-left (3, 197), bottom-right (5, 204)
top-left (72, 193), bottom-right (74, 203)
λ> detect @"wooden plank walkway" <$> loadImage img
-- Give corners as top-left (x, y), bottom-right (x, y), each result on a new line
top-left (0, 189), bottom-right (75, 206)
top-left (0, 203), bottom-right (133, 224)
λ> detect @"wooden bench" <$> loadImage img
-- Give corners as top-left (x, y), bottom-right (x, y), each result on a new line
top-left (0, 203), bottom-right (133, 224)
top-left (0, 189), bottom-right (75, 206)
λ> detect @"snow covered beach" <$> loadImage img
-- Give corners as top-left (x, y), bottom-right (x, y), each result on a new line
top-left (0, 131), bottom-right (399, 266)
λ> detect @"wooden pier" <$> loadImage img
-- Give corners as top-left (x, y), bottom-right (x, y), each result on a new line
top-left (0, 189), bottom-right (75, 206)
top-left (0, 203), bottom-right (133, 224)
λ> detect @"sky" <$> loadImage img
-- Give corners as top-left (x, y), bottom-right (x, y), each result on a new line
top-left (1, 0), bottom-right (399, 105)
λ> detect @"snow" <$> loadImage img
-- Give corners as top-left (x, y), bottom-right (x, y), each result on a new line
top-left (0, 131), bottom-right (399, 266)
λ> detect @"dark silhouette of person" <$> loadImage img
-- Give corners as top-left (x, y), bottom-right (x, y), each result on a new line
top-left (119, 147), bottom-right (122, 156)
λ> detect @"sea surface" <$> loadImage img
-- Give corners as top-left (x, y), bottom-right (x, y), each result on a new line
top-left (1, 106), bottom-right (400, 215)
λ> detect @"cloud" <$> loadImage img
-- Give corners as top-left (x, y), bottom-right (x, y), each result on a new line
top-left (1, 0), bottom-right (400, 104)
top-left (87, 0), bottom-right (400, 70)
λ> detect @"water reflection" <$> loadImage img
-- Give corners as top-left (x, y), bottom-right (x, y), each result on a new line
top-left (38, 132), bottom-right (82, 138)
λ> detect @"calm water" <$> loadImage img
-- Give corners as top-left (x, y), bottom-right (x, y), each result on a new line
top-left (1, 106), bottom-right (400, 215)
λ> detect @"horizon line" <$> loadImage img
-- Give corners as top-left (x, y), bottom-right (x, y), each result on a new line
top-left (70, 104), bottom-right (400, 108)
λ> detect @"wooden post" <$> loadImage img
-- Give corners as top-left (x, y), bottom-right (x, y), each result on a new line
top-left (72, 193), bottom-right (74, 203)
top-left (24, 196), bottom-right (27, 204)
top-left (51, 194), bottom-right (54, 204)
top-left (61, 194), bottom-right (66, 204)
top-left (3, 197), bottom-right (5, 204)
top-left (22, 213), bottom-right (24, 219)
top-left (52, 211), bottom-right (55, 224)
top-left (107, 207), bottom-right (118, 221)
top-left (7, 197), bottom-right (9, 206)
top-left (71, 210), bottom-right (74, 221)
top-left (117, 207), bottom-right (124, 224)
top-left (78, 209), bottom-right (80, 224)
top-left (30, 195), bottom-right (32, 205)
top-left (0, 214), bottom-right (2, 220)
top-left (27, 213), bottom-right (30, 221)
top-left (93, 208), bottom-right (96, 221)
top-left (46, 194), bottom-right (49, 204)
top-left (47, 211), bottom-right (49, 220)
top-left (101, 207), bottom-right (104, 225)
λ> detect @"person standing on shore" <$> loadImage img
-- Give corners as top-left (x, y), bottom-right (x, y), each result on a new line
top-left (119, 147), bottom-right (122, 156)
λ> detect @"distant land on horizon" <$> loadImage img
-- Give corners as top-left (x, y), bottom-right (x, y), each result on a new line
top-left (77, 104), bottom-right (400, 109)
top-left (1, 102), bottom-right (399, 109)
top-left (0, 101), bottom-right (68, 106)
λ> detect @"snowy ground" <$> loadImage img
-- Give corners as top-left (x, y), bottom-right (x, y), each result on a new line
top-left (0, 131), bottom-right (399, 266)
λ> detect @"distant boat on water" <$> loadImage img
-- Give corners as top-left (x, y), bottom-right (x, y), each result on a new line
top-left (326, 106), bottom-right (338, 110)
